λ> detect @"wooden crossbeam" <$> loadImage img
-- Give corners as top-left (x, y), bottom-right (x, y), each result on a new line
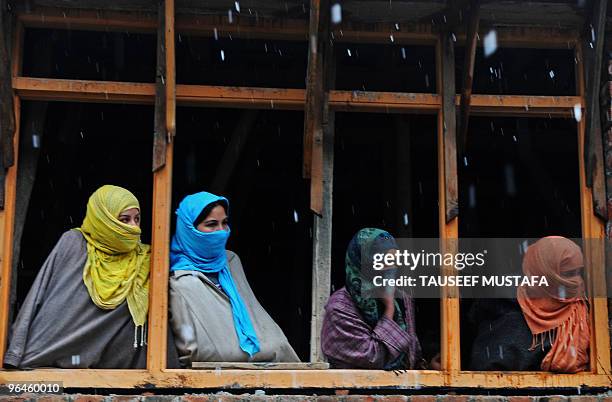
top-left (12, 77), bottom-right (584, 117)
top-left (18, 8), bottom-right (157, 32)
top-left (176, 85), bottom-right (304, 109)
top-left (16, 7), bottom-right (580, 47)
top-left (12, 77), bottom-right (156, 102)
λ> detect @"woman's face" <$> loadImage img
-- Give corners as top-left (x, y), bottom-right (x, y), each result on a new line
top-left (196, 205), bottom-right (229, 233)
top-left (118, 208), bottom-right (141, 227)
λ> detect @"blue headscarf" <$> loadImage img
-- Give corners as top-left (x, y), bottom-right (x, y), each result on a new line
top-left (170, 191), bottom-right (260, 357)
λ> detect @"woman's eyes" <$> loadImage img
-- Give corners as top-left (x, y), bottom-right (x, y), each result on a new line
top-left (205, 220), bottom-right (229, 228)
top-left (118, 216), bottom-right (139, 224)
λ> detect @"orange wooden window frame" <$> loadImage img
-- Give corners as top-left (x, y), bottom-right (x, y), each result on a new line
top-left (0, 3), bottom-right (610, 389)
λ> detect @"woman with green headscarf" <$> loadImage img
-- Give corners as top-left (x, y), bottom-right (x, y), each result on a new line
top-left (4, 185), bottom-right (175, 369)
top-left (321, 228), bottom-right (422, 370)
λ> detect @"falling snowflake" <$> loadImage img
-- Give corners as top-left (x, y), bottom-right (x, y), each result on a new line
top-left (331, 3), bottom-right (342, 24)
top-left (483, 30), bottom-right (498, 57)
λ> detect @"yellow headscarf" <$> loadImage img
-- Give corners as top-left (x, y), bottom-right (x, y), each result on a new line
top-left (76, 185), bottom-right (150, 328)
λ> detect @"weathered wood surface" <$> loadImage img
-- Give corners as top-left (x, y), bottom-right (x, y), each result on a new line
top-left (575, 43), bottom-right (611, 375)
top-left (440, 31), bottom-right (458, 223)
top-left (309, 0), bottom-right (332, 215)
top-left (302, 0), bottom-right (322, 180)
top-left (0, 96), bottom-right (19, 367)
top-left (310, 87), bottom-right (334, 362)
top-left (23, 0), bottom-right (588, 29)
top-left (31, 0), bottom-right (156, 12)
top-left (152, 0), bottom-right (166, 172)
top-left (148, 141), bottom-right (172, 372)
top-left (0, 0), bottom-right (16, 209)
top-left (192, 362), bottom-right (329, 370)
top-left (13, 77), bottom-right (585, 117)
top-left (147, 0), bottom-right (174, 373)
top-left (308, 0), bottom-right (335, 363)
top-left (436, 29), bottom-right (461, 374)
top-left (583, 0), bottom-right (608, 221)
top-left (165, 0), bottom-right (175, 140)
top-left (2, 368), bottom-right (612, 389)
top-left (457, 0), bottom-right (479, 155)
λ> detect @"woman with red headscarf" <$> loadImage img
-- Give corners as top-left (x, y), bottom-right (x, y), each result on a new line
top-left (468, 236), bottom-right (589, 373)
top-left (517, 236), bottom-right (590, 373)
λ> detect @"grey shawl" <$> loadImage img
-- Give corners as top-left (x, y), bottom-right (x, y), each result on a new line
top-left (169, 250), bottom-right (300, 367)
top-left (4, 230), bottom-right (179, 369)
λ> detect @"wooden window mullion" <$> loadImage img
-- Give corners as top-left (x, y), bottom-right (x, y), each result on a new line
top-left (437, 31), bottom-right (461, 375)
top-left (575, 43), bottom-right (611, 375)
top-left (147, 0), bottom-right (175, 373)
top-left (0, 20), bottom-right (22, 366)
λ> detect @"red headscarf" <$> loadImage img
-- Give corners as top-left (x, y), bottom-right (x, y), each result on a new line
top-left (517, 236), bottom-right (590, 373)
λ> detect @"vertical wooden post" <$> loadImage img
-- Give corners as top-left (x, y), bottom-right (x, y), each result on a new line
top-left (0, 0), bottom-right (15, 177)
top-left (582, 0), bottom-right (607, 220)
top-left (153, 0), bottom-right (167, 172)
top-left (457, 0), bottom-right (479, 154)
top-left (0, 15), bottom-right (21, 366)
top-left (148, 141), bottom-right (173, 372)
top-left (436, 31), bottom-right (461, 375)
top-left (0, 98), bottom-right (20, 366)
top-left (309, 0), bottom-right (334, 361)
top-left (576, 44), bottom-right (611, 375)
top-left (304, 0), bottom-right (327, 184)
top-left (303, 0), bottom-right (318, 180)
top-left (165, 0), bottom-right (176, 140)
top-left (147, 0), bottom-right (175, 372)
top-left (11, 23), bottom-right (22, 79)
top-left (310, 119), bottom-right (334, 362)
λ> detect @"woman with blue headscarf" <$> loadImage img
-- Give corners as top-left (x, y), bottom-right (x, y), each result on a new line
top-left (168, 191), bottom-right (299, 366)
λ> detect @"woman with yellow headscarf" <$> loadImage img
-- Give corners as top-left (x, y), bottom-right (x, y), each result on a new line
top-left (4, 185), bottom-right (173, 369)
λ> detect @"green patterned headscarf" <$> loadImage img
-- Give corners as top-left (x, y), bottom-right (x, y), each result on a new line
top-left (345, 228), bottom-right (407, 330)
